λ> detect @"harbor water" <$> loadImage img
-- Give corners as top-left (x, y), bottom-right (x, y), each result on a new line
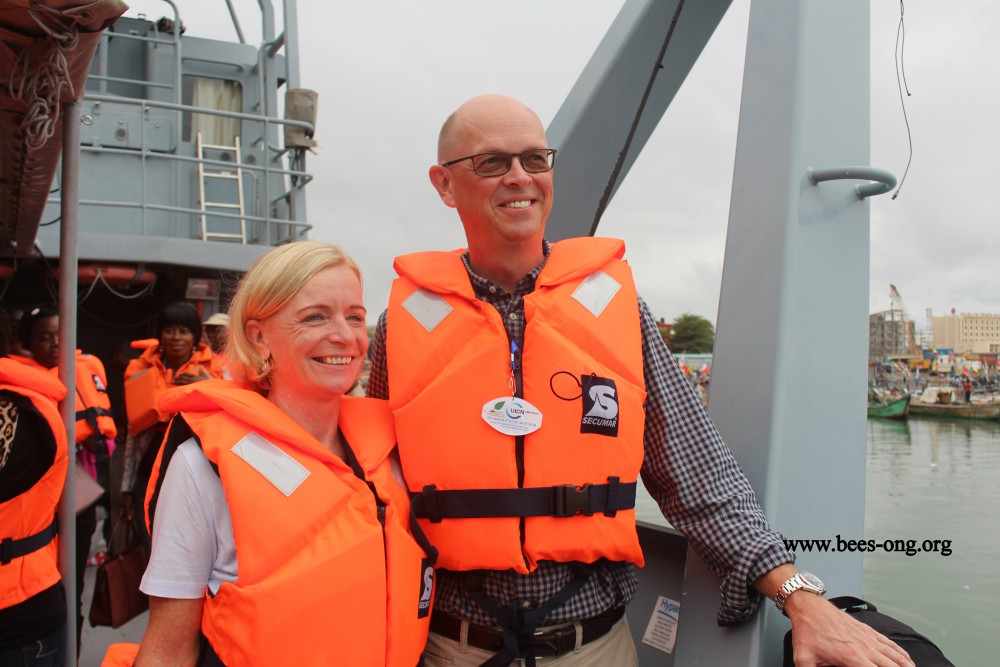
top-left (637, 416), bottom-right (1000, 666)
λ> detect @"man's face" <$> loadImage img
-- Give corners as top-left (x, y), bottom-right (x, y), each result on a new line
top-left (431, 103), bottom-right (553, 251)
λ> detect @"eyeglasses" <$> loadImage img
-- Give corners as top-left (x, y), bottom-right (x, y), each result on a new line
top-left (441, 148), bottom-right (557, 177)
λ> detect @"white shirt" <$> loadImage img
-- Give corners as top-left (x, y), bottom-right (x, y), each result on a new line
top-left (140, 439), bottom-right (238, 598)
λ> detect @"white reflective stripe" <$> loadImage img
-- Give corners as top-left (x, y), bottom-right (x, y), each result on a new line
top-left (402, 288), bottom-right (454, 333)
top-left (231, 432), bottom-right (310, 497)
top-left (571, 271), bottom-right (621, 318)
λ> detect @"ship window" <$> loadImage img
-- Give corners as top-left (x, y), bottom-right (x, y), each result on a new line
top-left (182, 76), bottom-right (243, 146)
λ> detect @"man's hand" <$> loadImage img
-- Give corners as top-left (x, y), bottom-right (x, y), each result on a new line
top-left (784, 591), bottom-right (915, 667)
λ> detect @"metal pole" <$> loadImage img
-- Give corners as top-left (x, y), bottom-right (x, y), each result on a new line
top-left (58, 100), bottom-right (81, 667)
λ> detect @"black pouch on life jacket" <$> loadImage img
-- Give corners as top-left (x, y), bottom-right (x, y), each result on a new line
top-left (782, 596), bottom-right (954, 666)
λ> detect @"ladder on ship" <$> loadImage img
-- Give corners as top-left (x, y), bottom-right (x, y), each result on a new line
top-left (196, 132), bottom-right (247, 243)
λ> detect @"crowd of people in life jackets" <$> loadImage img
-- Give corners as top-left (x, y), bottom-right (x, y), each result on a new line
top-left (2, 93), bottom-right (920, 667)
top-left (1, 299), bottom-right (234, 666)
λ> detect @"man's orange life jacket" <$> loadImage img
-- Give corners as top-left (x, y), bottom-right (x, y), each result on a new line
top-left (386, 237), bottom-right (646, 574)
top-left (124, 341), bottom-right (220, 434)
top-left (0, 357), bottom-right (68, 609)
top-left (147, 381), bottom-right (434, 667)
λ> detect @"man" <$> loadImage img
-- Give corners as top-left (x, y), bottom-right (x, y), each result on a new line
top-left (202, 312), bottom-right (229, 356)
top-left (203, 312), bottom-right (231, 379)
top-left (368, 94), bottom-right (914, 667)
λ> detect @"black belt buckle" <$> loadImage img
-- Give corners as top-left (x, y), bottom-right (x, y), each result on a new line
top-left (552, 484), bottom-right (593, 517)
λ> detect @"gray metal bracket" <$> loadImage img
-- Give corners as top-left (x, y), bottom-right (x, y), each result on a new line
top-left (807, 166), bottom-right (897, 199)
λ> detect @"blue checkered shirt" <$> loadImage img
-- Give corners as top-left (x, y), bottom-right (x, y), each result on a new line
top-left (367, 241), bottom-right (793, 627)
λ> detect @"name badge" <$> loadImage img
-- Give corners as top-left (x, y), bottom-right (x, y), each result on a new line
top-left (481, 397), bottom-right (543, 436)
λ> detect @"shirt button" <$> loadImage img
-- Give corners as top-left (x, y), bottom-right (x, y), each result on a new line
top-left (488, 285), bottom-right (497, 294)
top-left (508, 312), bottom-right (517, 321)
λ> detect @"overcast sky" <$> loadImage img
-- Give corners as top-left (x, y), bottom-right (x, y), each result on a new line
top-left (126, 0), bottom-right (996, 334)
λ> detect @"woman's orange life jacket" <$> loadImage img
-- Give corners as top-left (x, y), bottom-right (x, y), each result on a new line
top-left (124, 341), bottom-right (221, 434)
top-left (386, 237), bottom-right (646, 574)
top-left (0, 357), bottom-right (68, 609)
top-left (11, 351), bottom-right (116, 443)
top-left (147, 381), bottom-right (433, 667)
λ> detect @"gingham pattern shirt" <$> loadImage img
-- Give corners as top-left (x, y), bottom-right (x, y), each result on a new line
top-left (367, 241), bottom-right (793, 627)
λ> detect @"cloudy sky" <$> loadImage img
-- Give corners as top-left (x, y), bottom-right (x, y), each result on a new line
top-left (126, 0), bottom-right (995, 333)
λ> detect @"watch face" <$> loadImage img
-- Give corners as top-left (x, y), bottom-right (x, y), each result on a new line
top-left (800, 572), bottom-right (824, 591)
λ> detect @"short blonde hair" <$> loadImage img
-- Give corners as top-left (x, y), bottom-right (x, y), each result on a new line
top-left (227, 241), bottom-right (361, 391)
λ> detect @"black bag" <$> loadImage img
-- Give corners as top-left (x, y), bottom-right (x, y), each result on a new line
top-left (88, 518), bottom-right (150, 628)
top-left (783, 596), bottom-right (954, 666)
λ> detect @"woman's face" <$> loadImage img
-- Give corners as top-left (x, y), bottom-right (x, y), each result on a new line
top-left (28, 315), bottom-right (59, 369)
top-left (248, 265), bottom-right (368, 401)
top-left (159, 324), bottom-right (196, 367)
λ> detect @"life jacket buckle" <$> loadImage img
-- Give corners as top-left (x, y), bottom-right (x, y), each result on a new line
top-left (552, 484), bottom-right (593, 517)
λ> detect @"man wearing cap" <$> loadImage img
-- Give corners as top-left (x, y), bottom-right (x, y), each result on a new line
top-left (368, 94), bottom-right (914, 667)
top-left (202, 312), bottom-right (230, 379)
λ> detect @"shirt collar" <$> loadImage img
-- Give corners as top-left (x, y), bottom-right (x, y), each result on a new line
top-left (461, 240), bottom-right (552, 297)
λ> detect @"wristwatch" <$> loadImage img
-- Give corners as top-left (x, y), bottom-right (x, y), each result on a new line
top-left (774, 572), bottom-right (825, 614)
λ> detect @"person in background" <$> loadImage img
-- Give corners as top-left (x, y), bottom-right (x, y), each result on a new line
top-left (368, 94), bottom-right (915, 666)
top-left (15, 304), bottom-right (118, 655)
top-left (202, 312), bottom-right (229, 356)
top-left (119, 302), bottom-right (222, 532)
top-left (3, 307), bottom-right (31, 358)
top-left (962, 378), bottom-right (972, 403)
top-left (109, 241), bottom-right (434, 667)
top-left (0, 309), bottom-right (69, 667)
top-left (202, 312), bottom-right (231, 379)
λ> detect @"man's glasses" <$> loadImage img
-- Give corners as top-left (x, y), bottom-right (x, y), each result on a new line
top-left (441, 148), bottom-right (557, 177)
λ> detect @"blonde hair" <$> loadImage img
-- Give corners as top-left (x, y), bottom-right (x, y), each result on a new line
top-left (227, 241), bottom-right (361, 391)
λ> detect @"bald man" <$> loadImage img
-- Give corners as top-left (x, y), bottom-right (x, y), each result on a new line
top-left (368, 94), bottom-right (914, 667)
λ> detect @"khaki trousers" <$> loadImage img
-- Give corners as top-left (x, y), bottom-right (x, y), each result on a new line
top-left (422, 616), bottom-right (639, 667)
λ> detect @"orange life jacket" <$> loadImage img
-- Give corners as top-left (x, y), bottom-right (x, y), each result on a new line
top-left (100, 642), bottom-right (139, 667)
top-left (9, 351), bottom-right (116, 443)
top-left (386, 237), bottom-right (646, 573)
top-left (147, 381), bottom-right (433, 667)
top-left (0, 357), bottom-right (68, 609)
top-left (124, 341), bottom-right (221, 434)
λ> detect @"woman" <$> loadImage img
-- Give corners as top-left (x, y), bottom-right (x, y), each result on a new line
top-left (120, 302), bottom-right (222, 524)
top-left (16, 304), bottom-right (118, 654)
top-left (128, 241), bottom-right (434, 666)
top-left (0, 309), bottom-right (69, 666)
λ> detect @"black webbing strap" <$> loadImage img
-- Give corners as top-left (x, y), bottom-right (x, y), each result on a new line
top-left (75, 405), bottom-right (113, 426)
top-left (464, 566), bottom-right (592, 667)
top-left (1, 516), bottom-right (58, 565)
top-left (411, 477), bottom-right (636, 523)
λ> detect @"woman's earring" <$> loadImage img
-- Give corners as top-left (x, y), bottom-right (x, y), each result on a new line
top-left (259, 355), bottom-right (273, 375)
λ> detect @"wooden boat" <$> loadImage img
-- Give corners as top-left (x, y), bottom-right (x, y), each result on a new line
top-left (908, 387), bottom-right (1000, 420)
top-left (867, 395), bottom-right (909, 420)
top-left (908, 400), bottom-right (1000, 420)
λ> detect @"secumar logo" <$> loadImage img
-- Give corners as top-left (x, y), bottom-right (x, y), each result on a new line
top-left (581, 375), bottom-right (619, 436)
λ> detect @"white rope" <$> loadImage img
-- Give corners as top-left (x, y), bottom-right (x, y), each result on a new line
top-left (8, 1), bottom-right (82, 149)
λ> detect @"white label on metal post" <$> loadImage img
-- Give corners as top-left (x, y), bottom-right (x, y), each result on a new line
top-left (641, 595), bottom-right (680, 654)
top-left (231, 432), bottom-right (310, 497)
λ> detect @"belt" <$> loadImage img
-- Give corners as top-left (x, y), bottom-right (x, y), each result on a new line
top-left (429, 605), bottom-right (625, 658)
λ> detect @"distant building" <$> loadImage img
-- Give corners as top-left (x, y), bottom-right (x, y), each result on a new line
top-left (869, 309), bottom-right (917, 361)
top-left (933, 312), bottom-right (1000, 354)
